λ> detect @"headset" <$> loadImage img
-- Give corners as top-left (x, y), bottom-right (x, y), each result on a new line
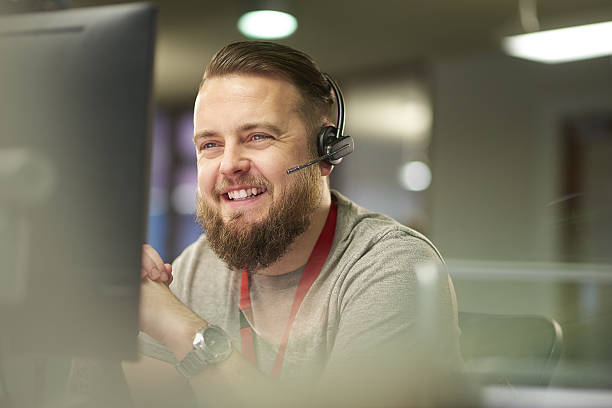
top-left (286, 74), bottom-right (355, 174)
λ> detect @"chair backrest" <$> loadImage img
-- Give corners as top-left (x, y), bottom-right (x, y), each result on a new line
top-left (458, 312), bottom-right (563, 386)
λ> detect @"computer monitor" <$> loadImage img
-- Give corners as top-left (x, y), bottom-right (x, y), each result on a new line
top-left (0, 3), bottom-right (156, 360)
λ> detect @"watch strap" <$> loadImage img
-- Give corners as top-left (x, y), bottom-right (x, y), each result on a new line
top-left (176, 347), bottom-right (207, 379)
top-left (175, 325), bottom-right (232, 379)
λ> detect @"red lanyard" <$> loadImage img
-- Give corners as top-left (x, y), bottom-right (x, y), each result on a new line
top-left (239, 201), bottom-right (338, 378)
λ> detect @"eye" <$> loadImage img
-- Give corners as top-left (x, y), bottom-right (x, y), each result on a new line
top-left (251, 134), bottom-right (271, 142)
top-left (199, 141), bottom-right (218, 151)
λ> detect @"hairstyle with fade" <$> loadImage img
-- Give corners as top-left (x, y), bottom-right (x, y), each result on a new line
top-left (200, 41), bottom-right (335, 154)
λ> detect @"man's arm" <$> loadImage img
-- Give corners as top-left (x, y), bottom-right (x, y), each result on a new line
top-left (129, 245), bottom-right (290, 407)
top-left (131, 277), bottom-right (294, 407)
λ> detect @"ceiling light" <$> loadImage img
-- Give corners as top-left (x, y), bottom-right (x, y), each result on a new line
top-left (399, 161), bottom-right (432, 192)
top-left (502, 20), bottom-right (612, 64)
top-left (237, 10), bottom-right (298, 40)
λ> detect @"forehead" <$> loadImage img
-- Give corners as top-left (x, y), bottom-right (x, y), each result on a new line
top-left (194, 74), bottom-right (303, 121)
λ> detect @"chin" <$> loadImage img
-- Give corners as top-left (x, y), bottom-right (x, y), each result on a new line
top-left (224, 209), bottom-right (267, 226)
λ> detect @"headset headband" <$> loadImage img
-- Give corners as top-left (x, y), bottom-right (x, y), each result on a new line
top-left (322, 73), bottom-right (345, 137)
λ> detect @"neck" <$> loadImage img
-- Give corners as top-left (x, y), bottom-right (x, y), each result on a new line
top-left (256, 186), bottom-right (332, 277)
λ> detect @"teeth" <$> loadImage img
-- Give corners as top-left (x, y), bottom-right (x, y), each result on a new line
top-left (227, 188), bottom-right (264, 200)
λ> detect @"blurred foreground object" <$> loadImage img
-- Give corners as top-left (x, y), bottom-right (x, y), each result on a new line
top-left (0, 0), bottom-right (155, 358)
top-left (0, 3), bottom-right (156, 407)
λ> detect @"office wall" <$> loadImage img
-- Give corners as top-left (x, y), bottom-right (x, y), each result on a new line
top-left (429, 53), bottom-right (612, 367)
top-left (429, 53), bottom-right (612, 263)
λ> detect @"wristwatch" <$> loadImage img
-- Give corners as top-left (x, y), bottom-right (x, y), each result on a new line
top-left (175, 325), bottom-right (233, 379)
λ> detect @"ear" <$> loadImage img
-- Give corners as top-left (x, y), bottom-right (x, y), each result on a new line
top-left (319, 161), bottom-right (333, 176)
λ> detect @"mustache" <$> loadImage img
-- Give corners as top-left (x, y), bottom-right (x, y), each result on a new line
top-left (213, 175), bottom-right (274, 196)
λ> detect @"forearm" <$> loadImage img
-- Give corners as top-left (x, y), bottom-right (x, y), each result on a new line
top-left (142, 282), bottom-right (291, 407)
top-left (169, 323), bottom-right (294, 407)
top-left (157, 304), bottom-right (203, 361)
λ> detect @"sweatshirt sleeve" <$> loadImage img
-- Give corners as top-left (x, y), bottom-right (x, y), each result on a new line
top-left (323, 229), bottom-right (462, 381)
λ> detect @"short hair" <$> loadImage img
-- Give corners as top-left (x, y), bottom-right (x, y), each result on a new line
top-left (201, 41), bottom-right (335, 153)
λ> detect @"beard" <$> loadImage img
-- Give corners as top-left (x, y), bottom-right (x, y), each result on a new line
top-left (196, 165), bottom-right (322, 273)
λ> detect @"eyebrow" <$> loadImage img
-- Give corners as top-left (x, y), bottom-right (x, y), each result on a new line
top-left (193, 122), bottom-right (285, 145)
top-left (193, 130), bottom-right (215, 145)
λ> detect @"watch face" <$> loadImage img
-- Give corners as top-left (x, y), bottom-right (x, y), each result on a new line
top-left (201, 325), bottom-right (232, 361)
top-left (204, 326), bottom-right (225, 352)
top-left (177, 325), bottom-right (232, 378)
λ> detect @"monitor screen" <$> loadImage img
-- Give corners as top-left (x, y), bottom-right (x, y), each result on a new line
top-left (0, 3), bottom-right (156, 360)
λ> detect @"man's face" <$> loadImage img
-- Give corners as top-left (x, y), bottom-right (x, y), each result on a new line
top-left (193, 74), bottom-right (323, 271)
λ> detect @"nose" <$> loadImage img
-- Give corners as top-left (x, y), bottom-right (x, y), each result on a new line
top-left (219, 143), bottom-right (250, 177)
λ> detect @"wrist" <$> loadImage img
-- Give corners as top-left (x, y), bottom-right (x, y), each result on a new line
top-left (138, 278), bottom-right (209, 359)
top-left (176, 325), bottom-right (233, 379)
top-left (161, 308), bottom-right (208, 360)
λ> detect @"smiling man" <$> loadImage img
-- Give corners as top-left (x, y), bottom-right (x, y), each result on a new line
top-left (193, 72), bottom-right (328, 275)
top-left (124, 41), bottom-right (462, 407)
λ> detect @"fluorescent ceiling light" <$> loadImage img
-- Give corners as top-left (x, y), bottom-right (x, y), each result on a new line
top-left (502, 20), bottom-right (612, 64)
top-left (237, 10), bottom-right (298, 40)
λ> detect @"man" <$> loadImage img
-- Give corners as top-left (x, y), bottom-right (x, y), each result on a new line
top-left (124, 41), bottom-right (461, 407)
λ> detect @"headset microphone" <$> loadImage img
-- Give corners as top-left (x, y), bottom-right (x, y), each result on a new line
top-left (286, 73), bottom-right (355, 175)
top-left (286, 136), bottom-right (354, 174)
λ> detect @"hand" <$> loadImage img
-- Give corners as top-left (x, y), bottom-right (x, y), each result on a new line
top-left (141, 244), bottom-right (173, 285)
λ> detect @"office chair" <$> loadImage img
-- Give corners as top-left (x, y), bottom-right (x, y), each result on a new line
top-left (458, 312), bottom-right (563, 386)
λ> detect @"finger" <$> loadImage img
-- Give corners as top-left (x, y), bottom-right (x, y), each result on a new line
top-left (164, 263), bottom-right (173, 285)
top-left (142, 266), bottom-right (160, 280)
top-left (142, 244), bottom-right (165, 271)
top-left (140, 244), bottom-right (157, 271)
top-left (141, 244), bottom-right (166, 280)
top-left (141, 261), bottom-right (165, 279)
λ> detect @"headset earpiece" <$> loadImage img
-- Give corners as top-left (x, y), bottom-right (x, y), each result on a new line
top-left (318, 125), bottom-right (353, 166)
top-left (318, 125), bottom-right (338, 164)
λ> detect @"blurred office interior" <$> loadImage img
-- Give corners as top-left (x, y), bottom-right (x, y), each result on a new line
top-left (2, 0), bottom-right (612, 405)
top-left (135, 1), bottom-right (612, 387)
top-left (109, 0), bottom-right (612, 386)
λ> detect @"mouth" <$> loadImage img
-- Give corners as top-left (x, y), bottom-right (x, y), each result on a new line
top-left (223, 187), bottom-right (267, 201)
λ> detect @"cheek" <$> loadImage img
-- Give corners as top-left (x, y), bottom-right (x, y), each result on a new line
top-left (256, 148), bottom-right (301, 176)
top-left (197, 164), bottom-right (216, 194)
top-left (252, 159), bottom-right (287, 189)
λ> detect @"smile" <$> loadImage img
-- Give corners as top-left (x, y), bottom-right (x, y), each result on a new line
top-left (226, 187), bottom-right (266, 201)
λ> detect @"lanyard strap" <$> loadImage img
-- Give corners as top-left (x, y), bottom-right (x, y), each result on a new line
top-left (239, 201), bottom-right (338, 378)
